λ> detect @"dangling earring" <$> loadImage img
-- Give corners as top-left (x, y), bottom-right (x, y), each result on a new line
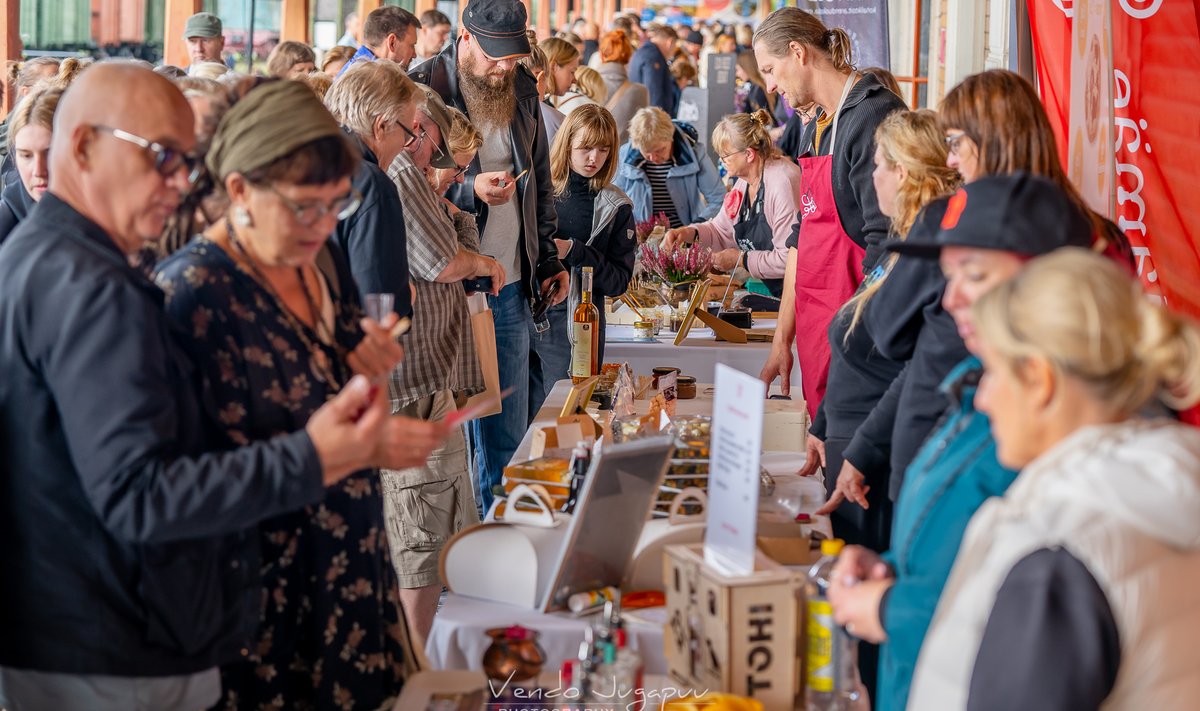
top-left (232, 205), bottom-right (253, 227)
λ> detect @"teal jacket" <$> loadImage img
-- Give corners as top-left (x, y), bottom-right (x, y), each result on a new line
top-left (875, 356), bottom-right (1018, 711)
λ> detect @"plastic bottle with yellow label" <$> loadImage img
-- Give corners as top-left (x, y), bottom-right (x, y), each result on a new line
top-left (805, 538), bottom-right (861, 710)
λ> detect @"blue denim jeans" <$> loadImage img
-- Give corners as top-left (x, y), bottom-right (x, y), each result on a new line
top-left (529, 303), bottom-right (571, 415)
top-left (469, 283), bottom-right (534, 514)
top-left (529, 301), bottom-right (613, 417)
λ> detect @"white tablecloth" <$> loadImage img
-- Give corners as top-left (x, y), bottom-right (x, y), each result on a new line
top-left (604, 322), bottom-right (801, 389)
top-left (424, 456), bottom-right (827, 676)
top-left (426, 381), bottom-right (830, 675)
top-left (424, 594), bottom-right (671, 676)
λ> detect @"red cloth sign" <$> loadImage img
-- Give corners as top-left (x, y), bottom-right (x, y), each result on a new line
top-left (1028, 0), bottom-right (1200, 318)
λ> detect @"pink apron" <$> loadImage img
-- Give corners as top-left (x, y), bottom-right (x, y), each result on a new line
top-left (794, 74), bottom-right (866, 421)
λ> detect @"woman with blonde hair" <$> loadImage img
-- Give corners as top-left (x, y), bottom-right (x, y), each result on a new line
top-left (0, 87), bottom-right (62, 242)
top-left (541, 37), bottom-right (584, 104)
top-left (320, 44), bottom-right (356, 76)
top-left (660, 109), bottom-right (801, 297)
top-left (4, 57), bottom-right (59, 99)
top-left (570, 66), bottom-right (607, 108)
top-left (907, 247), bottom-right (1200, 710)
top-left (614, 106), bottom-right (724, 228)
top-left (266, 40), bottom-right (317, 79)
top-left (596, 29), bottom-right (649, 145)
top-left (518, 44), bottom-right (566, 142)
top-left (1, 57), bottom-right (60, 186)
top-left (189, 60), bottom-right (230, 80)
top-left (531, 104), bottom-right (636, 405)
top-left (816, 110), bottom-right (961, 535)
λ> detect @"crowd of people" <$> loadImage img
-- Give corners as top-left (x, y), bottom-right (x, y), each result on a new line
top-left (2, 2), bottom-right (1199, 711)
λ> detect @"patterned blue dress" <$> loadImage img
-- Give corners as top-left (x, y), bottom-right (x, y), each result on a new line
top-left (155, 237), bottom-right (412, 711)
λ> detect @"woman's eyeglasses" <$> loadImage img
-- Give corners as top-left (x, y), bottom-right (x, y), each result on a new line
top-left (945, 131), bottom-right (969, 156)
top-left (266, 185), bottom-right (363, 226)
top-left (93, 125), bottom-right (201, 184)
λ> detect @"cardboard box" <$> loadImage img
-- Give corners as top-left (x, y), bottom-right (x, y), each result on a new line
top-left (663, 544), bottom-right (804, 709)
top-left (528, 414), bottom-right (605, 460)
top-left (756, 536), bottom-right (822, 567)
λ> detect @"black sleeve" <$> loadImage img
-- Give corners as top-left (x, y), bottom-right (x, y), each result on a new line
top-left (335, 168), bottom-right (413, 318)
top-left (565, 203), bottom-right (637, 297)
top-left (810, 400), bottom-right (827, 441)
top-left (841, 362), bottom-right (905, 481)
top-left (47, 267), bottom-right (324, 544)
top-left (785, 209), bottom-right (801, 250)
top-left (531, 90), bottom-right (566, 284)
top-left (0, 200), bottom-right (17, 245)
top-left (968, 548), bottom-right (1120, 711)
top-left (777, 112), bottom-right (806, 165)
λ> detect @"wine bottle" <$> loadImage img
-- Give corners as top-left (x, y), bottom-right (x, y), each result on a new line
top-left (570, 267), bottom-right (600, 383)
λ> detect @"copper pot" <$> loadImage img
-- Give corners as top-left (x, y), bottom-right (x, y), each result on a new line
top-left (482, 625), bottom-right (546, 683)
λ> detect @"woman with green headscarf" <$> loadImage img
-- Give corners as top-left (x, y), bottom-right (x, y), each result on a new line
top-left (154, 79), bottom-right (444, 711)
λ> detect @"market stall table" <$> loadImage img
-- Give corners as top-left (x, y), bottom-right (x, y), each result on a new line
top-left (425, 381), bottom-right (829, 677)
top-left (604, 322), bottom-right (802, 389)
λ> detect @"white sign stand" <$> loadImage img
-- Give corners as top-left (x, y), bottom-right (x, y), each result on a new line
top-left (704, 364), bottom-right (766, 576)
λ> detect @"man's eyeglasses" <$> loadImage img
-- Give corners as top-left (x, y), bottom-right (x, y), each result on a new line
top-left (94, 125), bottom-right (201, 184)
top-left (397, 121), bottom-right (426, 149)
top-left (265, 185), bottom-right (362, 226)
top-left (945, 131), bottom-right (969, 156)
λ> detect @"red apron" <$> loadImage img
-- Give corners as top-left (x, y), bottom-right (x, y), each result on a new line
top-left (793, 75), bottom-right (866, 421)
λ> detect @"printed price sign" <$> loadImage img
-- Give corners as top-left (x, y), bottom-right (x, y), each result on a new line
top-left (704, 364), bottom-right (766, 575)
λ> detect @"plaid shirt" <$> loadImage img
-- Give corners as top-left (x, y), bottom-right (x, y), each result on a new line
top-left (386, 151), bottom-right (483, 407)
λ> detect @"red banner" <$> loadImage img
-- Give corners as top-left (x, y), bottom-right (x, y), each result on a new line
top-left (1028, 0), bottom-right (1200, 317)
top-left (1027, 0), bottom-right (1072, 168)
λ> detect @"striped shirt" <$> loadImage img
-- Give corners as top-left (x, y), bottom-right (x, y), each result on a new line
top-left (643, 160), bottom-right (681, 228)
top-left (385, 151), bottom-right (483, 407)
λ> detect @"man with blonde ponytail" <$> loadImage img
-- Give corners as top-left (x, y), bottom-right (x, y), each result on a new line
top-left (908, 247), bottom-right (1200, 711)
top-left (753, 7), bottom-right (905, 433)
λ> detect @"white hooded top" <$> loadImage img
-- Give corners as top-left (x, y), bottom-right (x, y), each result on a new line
top-left (908, 418), bottom-right (1200, 711)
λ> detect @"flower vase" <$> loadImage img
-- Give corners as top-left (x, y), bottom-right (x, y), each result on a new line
top-left (661, 281), bottom-right (697, 332)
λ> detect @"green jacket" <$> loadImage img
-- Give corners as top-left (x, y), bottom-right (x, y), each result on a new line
top-left (875, 356), bottom-right (1018, 711)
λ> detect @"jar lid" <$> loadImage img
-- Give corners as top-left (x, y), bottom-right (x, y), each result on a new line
top-left (821, 538), bottom-right (845, 556)
top-left (677, 375), bottom-right (696, 384)
top-left (634, 319), bottom-right (654, 328)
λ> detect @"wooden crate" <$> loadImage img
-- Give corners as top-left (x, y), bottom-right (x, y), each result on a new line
top-left (663, 544), bottom-right (804, 709)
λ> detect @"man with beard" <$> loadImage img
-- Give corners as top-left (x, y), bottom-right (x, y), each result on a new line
top-left (411, 0), bottom-right (568, 514)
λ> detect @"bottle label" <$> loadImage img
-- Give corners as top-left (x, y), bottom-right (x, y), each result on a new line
top-left (806, 598), bottom-right (834, 692)
top-left (570, 322), bottom-right (593, 377)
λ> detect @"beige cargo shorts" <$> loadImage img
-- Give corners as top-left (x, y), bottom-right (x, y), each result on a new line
top-left (381, 390), bottom-right (480, 588)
